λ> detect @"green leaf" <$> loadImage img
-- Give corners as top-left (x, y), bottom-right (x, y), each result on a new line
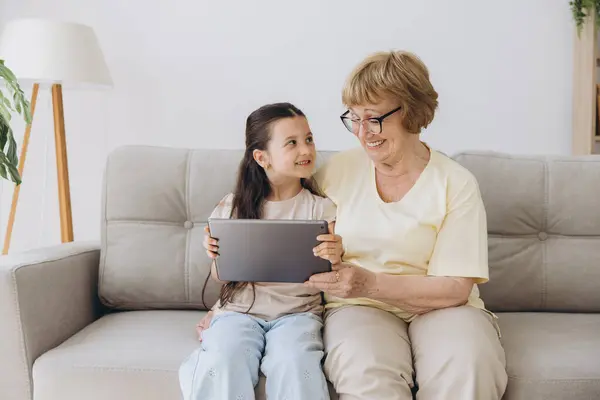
top-left (571, 0), bottom-right (600, 34)
top-left (0, 63), bottom-right (18, 83)
top-left (7, 134), bottom-right (17, 166)
top-left (0, 116), bottom-right (21, 184)
top-left (10, 88), bottom-right (31, 124)
top-left (23, 104), bottom-right (32, 123)
top-left (0, 90), bottom-right (14, 111)
top-left (0, 102), bottom-right (11, 123)
top-left (6, 162), bottom-right (21, 185)
top-left (0, 120), bottom-right (8, 150)
top-left (0, 60), bottom-right (27, 183)
top-left (0, 151), bottom-right (21, 184)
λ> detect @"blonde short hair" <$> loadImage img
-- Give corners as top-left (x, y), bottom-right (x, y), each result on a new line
top-left (342, 50), bottom-right (439, 134)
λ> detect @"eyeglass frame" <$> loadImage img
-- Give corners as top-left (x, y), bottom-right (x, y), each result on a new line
top-left (340, 105), bottom-right (403, 135)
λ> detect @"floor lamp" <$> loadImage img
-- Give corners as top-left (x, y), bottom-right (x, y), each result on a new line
top-left (0, 18), bottom-right (113, 254)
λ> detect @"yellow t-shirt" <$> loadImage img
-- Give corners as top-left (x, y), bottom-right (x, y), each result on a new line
top-left (314, 146), bottom-right (489, 321)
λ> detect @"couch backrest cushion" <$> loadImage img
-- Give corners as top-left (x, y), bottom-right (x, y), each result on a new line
top-left (98, 146), bottom-right (334, 310)
top-left (454, 151), bottom-right (600, 312)
top-left (100, 146), bottom-right (600, 313)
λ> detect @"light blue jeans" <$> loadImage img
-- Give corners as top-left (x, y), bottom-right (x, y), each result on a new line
top-left (179, 311), bottom-right (330, 400)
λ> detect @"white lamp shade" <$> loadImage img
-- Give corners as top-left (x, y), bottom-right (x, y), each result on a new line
top-left (0, 18), bottom-right (112, 89)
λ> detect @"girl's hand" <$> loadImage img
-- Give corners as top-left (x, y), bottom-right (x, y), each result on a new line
top-left (196, 311), bottom-right (214, 341)
top-left (203, 225), bottom-right (219, 259)
top-left (304, 262), bottom-right (378, 299)
top-left (313, 221), bottom-right (344, 265)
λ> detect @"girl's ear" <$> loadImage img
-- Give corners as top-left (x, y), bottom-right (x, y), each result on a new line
top-left (252, 149), bottom-right (270, 170)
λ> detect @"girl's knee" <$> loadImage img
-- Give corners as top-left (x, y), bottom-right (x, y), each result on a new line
top-left (181, 349), bottom-right (256, 381)
top-left (266, 348), bottom-right (324, 374)
top-left (210, 345), bottom-right (258, 369)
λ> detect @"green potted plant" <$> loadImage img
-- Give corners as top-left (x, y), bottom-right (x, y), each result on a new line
top-left (0, 59), bottom-right (31, 185)
top-left (570, 0), bottom-right (600, 33)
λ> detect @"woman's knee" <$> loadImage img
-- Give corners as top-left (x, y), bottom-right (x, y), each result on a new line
top-left (409, 306), bottom-right (505, 362)
top-left (323, 306), bottom-right (414, 399)
top-left (409, 306), bottom-right (507, 396)
top-left (324, 306), bottom-right (412, 366)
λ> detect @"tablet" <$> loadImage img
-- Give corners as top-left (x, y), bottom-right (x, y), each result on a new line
top-left (208, 218), bottom-right (331, 283)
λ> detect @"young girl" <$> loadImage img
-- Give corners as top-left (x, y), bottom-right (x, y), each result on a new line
top-left (178, 103), bottom-right (342, 400)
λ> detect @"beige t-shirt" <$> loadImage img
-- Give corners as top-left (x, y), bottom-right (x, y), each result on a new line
top-left (210, 188), bottom-right (337, 321)
top-left (314, 146), bottom-right (489, 322)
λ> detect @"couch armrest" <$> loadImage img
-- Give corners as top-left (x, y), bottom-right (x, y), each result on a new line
top-left (0, 242), bottom-right (101, 400)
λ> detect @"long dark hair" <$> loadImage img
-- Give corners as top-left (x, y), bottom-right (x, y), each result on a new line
top-left (201, 102), bottom-right (322, 311)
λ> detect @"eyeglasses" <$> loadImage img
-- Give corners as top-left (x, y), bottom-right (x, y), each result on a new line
top-left (340, 105), bottom-right (402, 135)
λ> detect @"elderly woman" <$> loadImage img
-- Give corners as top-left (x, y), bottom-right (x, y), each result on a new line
top-left (306, 51), bottom-right (508, 399)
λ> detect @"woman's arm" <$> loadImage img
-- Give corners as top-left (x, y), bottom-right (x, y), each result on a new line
top-left (370, 274), bottom-right (474, 314)
top-left (306, 264), bottom-right (473, 315)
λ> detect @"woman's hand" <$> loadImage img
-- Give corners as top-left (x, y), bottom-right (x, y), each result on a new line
top-left (203, 225), bottom-right (219, 259)
top-left (304, 262), bottom-right (378, 299)
top-left (313, 222), bottom-right (344, 265)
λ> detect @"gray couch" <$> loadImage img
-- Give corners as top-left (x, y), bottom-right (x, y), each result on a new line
top-left (1, 145), bottom-right (599, 400)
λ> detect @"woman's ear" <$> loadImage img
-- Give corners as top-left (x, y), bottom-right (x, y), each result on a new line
top-left (252, 149), bottom-right (270, 170)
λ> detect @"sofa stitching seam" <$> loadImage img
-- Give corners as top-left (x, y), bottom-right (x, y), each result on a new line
top-left (488, 233), bottom-right (600, 239)
top-left (455, 152), bottom-right (600, 163)
top-left (107, 301), bottom-right (207, 306)
top-left (99, 155), bottom-right (110, 299)
top-left (550, 159), bottom-right (600, 164)
top-left (454, 153), bottom-right (546, 162)
top-left (11, 269), bottom-right (32, 399)
top-left (101, 220), bottom-right (600, 236)
top-left (541, 160), bottom-right (549, 310)
top-left (70, 366), bottom-right (178, 373)
top-left (508, 375), bottom-right (600, 383)
top-left (105, 220), bottom-right (193, 226)
top-left (184, 150), bottom-right (192, 302)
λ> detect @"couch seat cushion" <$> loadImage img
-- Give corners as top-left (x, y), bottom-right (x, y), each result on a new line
top-left (32, 310), bottom-right (337, 400)
top-left (497, 312), bottom-right (600, 399)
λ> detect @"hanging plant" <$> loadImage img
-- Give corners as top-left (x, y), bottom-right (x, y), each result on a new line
top-left (0, 59), bottom-right (31, 185)
top-left (570, 0), bottom-right (600, 34)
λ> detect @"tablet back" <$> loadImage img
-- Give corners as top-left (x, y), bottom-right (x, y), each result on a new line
top-left (208, 218), bottom-right (331, 283)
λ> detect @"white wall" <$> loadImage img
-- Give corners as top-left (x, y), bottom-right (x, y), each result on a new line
top-left (0, 0), bottom-right (575, 252)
